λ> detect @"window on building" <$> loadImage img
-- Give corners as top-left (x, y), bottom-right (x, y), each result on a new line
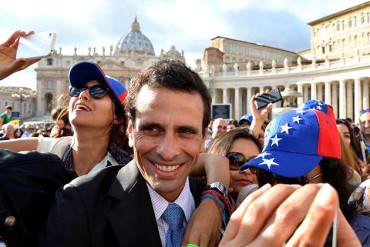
top-left (322, 46), bottom-right (325, 54)
top-left (362, 14), bottom-right (365, 24)
top-left (348, 18), bottom-right (352, 28)
top-left (46, 58), bottom-right (53, 66)
top-left (329, 45), bottom-right (332, 52)
top-left (336, 22), bottom-right (341, 31)
top-left (354, 16), bottom-right (357, 27)
top-left (342, 20), bottom-right (345, 30)
top-left (47, 80), bottom-right (52, 90)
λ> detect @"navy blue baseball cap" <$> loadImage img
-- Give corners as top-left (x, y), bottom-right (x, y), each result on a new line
top-left (68, 61), bottom-right (127, 104)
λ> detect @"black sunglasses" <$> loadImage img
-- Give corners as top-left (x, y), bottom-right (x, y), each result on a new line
top-left (255, 169), bottom-right (323, 186)
top-left (69, 85), bottom-right (110, 99)
top-left (226, 152), bottom-right (256, 170)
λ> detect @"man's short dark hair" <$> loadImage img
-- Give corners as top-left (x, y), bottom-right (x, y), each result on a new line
top-left (5, 105), bottom-right (12, 110)
top-left (126, 60), bottom-right (211, 135)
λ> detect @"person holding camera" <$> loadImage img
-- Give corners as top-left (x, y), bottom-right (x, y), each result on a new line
top-left (0, 30), bottom-right (40, 80)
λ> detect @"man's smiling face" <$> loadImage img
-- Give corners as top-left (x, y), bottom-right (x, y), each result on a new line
top-left (127, 85), bottom-right (206, 202)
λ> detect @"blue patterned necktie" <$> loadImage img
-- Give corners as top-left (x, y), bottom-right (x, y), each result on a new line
top-left (162, 203), bottom-right (185, 247)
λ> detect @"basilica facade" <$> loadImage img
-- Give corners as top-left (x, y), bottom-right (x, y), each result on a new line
top-left (199, 1), bottom-right (370, 122)
top-left (35, 17), bottom-right (185, 117)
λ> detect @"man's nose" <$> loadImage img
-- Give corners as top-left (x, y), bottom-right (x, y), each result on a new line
top-left (156, 133), bottom-right (180, 161)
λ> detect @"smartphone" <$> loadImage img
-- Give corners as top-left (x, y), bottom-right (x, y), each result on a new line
top-left (255, 88), bottom-right (283, 110)
top-left (16, 32), bottom-right (56, 59)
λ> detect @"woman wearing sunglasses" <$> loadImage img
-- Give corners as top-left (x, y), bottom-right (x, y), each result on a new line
top-left (208, 128), bottom-right (262, 203)
top-left (0, 61), bottom-right (131, 176)
top-left (241, 106), bottom-right (369, 246)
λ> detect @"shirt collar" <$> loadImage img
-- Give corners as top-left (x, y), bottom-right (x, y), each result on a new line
top-left (88, 152), bottom-right (113, 175)
top-left (146, 177), bottom-right (195, 222)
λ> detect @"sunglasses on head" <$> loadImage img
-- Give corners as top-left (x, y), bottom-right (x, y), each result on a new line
top-left (255, 168), bottom-right (323, 186)
top-left (226, 152), bottom-right (256, 170)
top-left (69, 85), bottom-right (110, 99)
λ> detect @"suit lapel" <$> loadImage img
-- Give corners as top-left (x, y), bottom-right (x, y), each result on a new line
top-left (107, 160), bottom-right (162, 247)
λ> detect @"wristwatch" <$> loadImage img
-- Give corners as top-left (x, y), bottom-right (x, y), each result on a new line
top-left (206, 181), bottom-right (228, 196)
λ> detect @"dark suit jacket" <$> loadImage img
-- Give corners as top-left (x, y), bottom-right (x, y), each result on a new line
top-left (0, 149), bottom-right (74, 247)
top-left (41, 160), bottom-right (204, 247)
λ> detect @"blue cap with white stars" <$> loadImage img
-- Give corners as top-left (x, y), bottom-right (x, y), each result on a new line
top-left (301, 99), bottom-right (335, 119)
top-left (240, 108), bottom-right (341, 178)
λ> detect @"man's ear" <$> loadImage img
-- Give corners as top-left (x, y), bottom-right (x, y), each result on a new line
top-left (127, 119), bottom-right (134, 147)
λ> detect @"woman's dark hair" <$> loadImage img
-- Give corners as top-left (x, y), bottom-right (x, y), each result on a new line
top-left (108, 92), bottom-right (131, 153)
top-left (336, 119), bottom-right (363, 161)
top-left (208, 127), bottom-right (262, 155)
top-left (256, 158), bottom-right (355, 221)
top-left (228, 119), bottom-right (239, 127)
top-left (14, 128), bottom-right (23, 138)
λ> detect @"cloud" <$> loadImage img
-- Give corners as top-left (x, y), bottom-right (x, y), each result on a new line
top-left (0, 0), bottom-right (367, 88)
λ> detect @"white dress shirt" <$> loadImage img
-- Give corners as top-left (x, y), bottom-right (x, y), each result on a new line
top-left (147, 178), bottom-right (195, 246)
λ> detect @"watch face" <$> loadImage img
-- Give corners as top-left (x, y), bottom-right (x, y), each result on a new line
top-left (209, 182), bottom-right (228, 195)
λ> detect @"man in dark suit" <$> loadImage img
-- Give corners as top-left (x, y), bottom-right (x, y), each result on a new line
top-left (41, 60), bottom-right (219, 247)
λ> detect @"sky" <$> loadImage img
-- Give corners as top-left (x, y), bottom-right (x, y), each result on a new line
top-left (0, 0), bottom-right (367, 90)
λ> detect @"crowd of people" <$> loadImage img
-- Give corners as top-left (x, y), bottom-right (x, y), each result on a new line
top-left (0, 30), bottom-right (369, 247)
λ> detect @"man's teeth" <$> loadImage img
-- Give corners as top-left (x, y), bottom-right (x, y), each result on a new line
top-left (154, 163), bottom-right (180, 172)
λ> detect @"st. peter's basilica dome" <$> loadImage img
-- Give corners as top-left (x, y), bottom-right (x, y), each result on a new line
top-left (115, 17), bottom-right (155, 56)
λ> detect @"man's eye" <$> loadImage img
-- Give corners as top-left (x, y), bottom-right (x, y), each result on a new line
top-left (143, 128), bottom-right (162, 135)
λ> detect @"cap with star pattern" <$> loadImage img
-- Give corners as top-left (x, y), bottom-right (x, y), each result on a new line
top-left (240, 109), bottom-right (341, 178)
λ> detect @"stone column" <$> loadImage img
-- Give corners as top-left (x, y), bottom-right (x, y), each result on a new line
top-left (211, 90), bottom-right (216, 105)
top-left (303, 84), bottom-right (309, 102)
top-left (259, 86), bottom-right (264, 93)
top-left (339, 79), bottom-right (346, 119)
top-left (317, 83), bottom-right (323, 101)
top-left (234, 88), bottom-right (241, 119)
top-left (56, 79), bottom-right (63, 107)
top-left (354, 78), bottom-right (362, 122)
top-left (222, 88), bottom-right (228, 104)
top-left (297, 84), bottom-right (303, 107)
top-left (311, 82), bottom-right (317, 100)
top-left (362, 79), bottom-right (369, 110)
top-left (36, 81), bottom-right (44, 116)
top-left (332, 82), bottom-right (338, 118)
top-left (246, 87), bottom-right (252, 114)
top-left (346, 81), bottom-right (353, 119)
top-left (324, 81), bottom-right (331, 105)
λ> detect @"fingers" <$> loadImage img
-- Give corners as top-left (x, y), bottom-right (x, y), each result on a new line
top-left (4, 216), bottom-right (16, 227)
top-left (285, 183), bottom-right (339, 246)
top-left (221, 183), bottom-right (271, 242)
top-left (10, 58), bottom-right (40, 72)
top-left (235, 184), bottom-right (300, 244)
top-left (2, 30), bottom-right (33, 48)
top-left (251, 184), bottom-right (321, 246)
top-left (3, 30), bottom-right (22, 46)
top-left (336, 207), bottom-right (361, 247)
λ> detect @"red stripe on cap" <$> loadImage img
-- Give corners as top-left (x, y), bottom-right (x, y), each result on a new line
top-left (118, 90), bottom-right (128, 102)
top-left (315, 110), bottom-right (341, 159)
